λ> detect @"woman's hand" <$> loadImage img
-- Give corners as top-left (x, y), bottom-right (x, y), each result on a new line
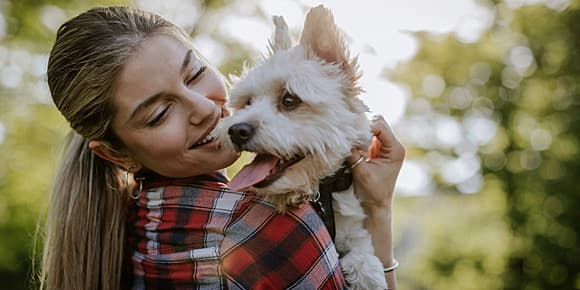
top-left (347, 114), bottom-right (404, 289)
top-left (348, 115), bottom-right (405, 209)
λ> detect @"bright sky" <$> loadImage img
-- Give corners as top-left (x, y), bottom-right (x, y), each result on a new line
top-left (218, 0), bottom-right (495, 124)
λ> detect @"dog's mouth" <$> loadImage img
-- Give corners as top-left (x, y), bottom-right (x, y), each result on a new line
top-left (229, 153), bottom-right (304, 192)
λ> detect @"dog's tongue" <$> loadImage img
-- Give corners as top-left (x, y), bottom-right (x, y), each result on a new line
top-left (229, 154), bottom-right (279, 191)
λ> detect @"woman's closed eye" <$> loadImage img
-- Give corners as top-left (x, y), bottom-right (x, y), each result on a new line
top-left (147, 104), bottom-right (171, 127)
top-left (187, 65), bottom-right (207, 86)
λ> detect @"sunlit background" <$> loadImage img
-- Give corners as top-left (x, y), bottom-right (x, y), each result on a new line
top-left (0, 0), bottom-right (578, 289)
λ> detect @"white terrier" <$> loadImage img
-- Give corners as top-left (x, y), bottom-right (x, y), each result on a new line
top-left (219, 5), bottom-right (387, 290)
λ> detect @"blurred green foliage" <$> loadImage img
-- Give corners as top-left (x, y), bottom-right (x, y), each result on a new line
top-left (393, 1), bottom-right (580, 289)
top-left (0, 0), bottom-right (578, 289)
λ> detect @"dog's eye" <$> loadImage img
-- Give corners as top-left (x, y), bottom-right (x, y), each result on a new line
top-left (280, 91), bottom-right (302, 111)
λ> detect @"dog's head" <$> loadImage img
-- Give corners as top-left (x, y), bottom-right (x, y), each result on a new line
top-left (220, 5), bottom-right (372, 197)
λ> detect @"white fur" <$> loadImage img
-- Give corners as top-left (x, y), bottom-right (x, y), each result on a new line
top-left (219, 6), bottom-right (387, 289)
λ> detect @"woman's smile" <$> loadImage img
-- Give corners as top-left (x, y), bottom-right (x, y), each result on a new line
top-left (189, 107), bottom-right (221, 149)
top-left (109, 34), bottom-right (239, 177)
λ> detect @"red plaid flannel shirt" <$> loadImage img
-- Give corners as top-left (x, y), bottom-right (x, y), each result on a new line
top-left (125, 172), bottom-right (346, 289)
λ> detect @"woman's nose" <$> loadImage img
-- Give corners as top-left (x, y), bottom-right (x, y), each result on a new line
top-left (187, 92), bottom-right (217, 125)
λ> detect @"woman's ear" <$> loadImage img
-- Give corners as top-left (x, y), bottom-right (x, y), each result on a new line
top-left (88, 140), bottom-right (142, 171)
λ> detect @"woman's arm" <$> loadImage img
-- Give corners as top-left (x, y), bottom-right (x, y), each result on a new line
top-left (348, 115), bottom-right (405, 290)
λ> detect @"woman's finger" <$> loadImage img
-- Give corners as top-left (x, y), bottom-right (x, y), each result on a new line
top-left (346, 149), bottom-right (367, 167)
top-left (371, 115), bottom-right (400, 149)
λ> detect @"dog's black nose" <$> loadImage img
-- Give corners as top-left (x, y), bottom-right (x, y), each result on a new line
top-left (228, 122), bottom-right (255, 146)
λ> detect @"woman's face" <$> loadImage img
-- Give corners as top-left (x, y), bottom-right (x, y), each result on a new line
top-left (110, 34), bottom-right (238, 177)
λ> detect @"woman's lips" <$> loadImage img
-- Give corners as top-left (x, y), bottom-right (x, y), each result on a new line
top-left (190, 135), bottom-right (218, 149)
top-left (189, 128), bottom-right (217, 149)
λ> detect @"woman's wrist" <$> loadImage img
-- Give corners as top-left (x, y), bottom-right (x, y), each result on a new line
top-left (360, 192), bottom-right (393, 215)
top-left (363, 201), bottom-right (394, 263)
top-left (383, 258), bottom-right (399, 272)
top-left (364, 203), bottom-right (391, 224)
top-left (360, 198), bottom-right (392, 210)
top-left (354, 193), bottom-right (399, 290)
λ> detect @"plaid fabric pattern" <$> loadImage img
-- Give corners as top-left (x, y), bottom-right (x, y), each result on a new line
top-left (126, 172), bottom-right (346, 289)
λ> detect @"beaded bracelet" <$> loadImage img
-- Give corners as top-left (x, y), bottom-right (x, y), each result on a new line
top-left (383, 259), bottom-right (399, 273)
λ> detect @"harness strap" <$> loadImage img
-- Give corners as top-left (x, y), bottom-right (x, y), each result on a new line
top-left (312, 163), bottom-right (352, 241)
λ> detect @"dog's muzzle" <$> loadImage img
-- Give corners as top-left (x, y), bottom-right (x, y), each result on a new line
top-left (228, 122), bottom-right (255, 148)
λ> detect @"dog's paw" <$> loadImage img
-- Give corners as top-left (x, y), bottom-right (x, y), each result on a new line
top-left (340, 252), bottom-right (387, 290)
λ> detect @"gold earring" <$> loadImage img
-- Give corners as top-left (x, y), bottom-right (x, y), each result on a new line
top-left (125, 165), bottom-right (144, 200)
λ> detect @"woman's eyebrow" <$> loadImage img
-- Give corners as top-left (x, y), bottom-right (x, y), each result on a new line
top-left (181, 49), bottom-right (193, 74)
top-left (127, 93), bottom-right (164, 123)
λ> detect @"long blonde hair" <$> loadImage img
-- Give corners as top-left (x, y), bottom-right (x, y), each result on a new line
top-left (39, 6), bottom-right (192, 290)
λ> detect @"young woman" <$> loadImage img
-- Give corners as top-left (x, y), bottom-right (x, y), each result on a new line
top-left (39, 6), bottom-right (404, 290)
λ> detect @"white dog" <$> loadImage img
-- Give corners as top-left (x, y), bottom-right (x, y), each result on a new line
top-left (219, 5), bottom-right (387, 290)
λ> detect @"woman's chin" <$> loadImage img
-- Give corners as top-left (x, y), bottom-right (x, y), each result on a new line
top-left (210, 146), bottom-right (241, 171)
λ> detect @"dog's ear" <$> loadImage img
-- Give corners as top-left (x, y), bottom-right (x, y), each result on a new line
top-left (268, 16), bottom-right (292, 54)
top-left (228, 73), bottom-right (240, 84)
top-left (300, 5), bottom-right (361, 96)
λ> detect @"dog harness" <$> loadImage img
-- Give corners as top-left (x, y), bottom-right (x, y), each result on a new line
top-left (313, 163), bottom-right (353, 242)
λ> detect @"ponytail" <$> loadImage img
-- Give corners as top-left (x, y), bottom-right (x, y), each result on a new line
top-left (39, 6), bottom-right (191, 289)
top-left (40, 131), bottom-right (127, 290)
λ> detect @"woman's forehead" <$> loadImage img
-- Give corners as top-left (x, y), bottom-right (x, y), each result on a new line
top-left (118, 36), bottom-right (196, 86)
top-left (131, 34), bottom-right (195, 69)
